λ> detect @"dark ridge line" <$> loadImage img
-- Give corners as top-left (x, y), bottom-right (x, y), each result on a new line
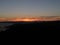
top-left (0, 20), bottom-right (60, 23)
top-left (0, 20), bottom-right (60, 32)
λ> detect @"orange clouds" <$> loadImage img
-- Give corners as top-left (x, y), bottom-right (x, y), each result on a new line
top-left (0, 18), bottom-right (7, 21)
top-left (7, 18), bottom-right (40, 21)
top-left (0, 16), bottom-right (60, 22)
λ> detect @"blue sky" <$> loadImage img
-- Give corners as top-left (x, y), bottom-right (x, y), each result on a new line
top-left (0, 0), bottom-right (60, 18)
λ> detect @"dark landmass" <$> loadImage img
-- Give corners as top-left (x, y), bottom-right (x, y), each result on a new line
top-left (1, 21), bottom-right (60, 32)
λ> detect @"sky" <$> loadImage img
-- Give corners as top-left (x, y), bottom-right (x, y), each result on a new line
top-left (0, 0), bottom-right (60, 18)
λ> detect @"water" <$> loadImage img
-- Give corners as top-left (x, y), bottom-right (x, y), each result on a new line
top-left (0, 23), bottom-right (14, 32)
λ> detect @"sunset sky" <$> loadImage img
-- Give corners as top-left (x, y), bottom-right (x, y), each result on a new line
top-left (0, 0), bottom-right (60, 18)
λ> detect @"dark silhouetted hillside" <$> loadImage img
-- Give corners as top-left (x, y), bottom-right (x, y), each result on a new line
top-left (2, 21), bottom-right (60, 32)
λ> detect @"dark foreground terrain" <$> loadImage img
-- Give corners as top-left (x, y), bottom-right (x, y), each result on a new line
top-left (1, 21), bottom-right (60, 32)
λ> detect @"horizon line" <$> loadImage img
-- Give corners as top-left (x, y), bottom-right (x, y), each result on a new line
top-left (0, 16), bottom-right (60, 22)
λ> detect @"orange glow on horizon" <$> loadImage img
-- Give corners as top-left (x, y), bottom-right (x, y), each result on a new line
top-left (0, 16), bottom-right (60, 22)
top-left (9, 18), bottom-right (40, 22)
top-left (22, 19), bottom-right (33, 21)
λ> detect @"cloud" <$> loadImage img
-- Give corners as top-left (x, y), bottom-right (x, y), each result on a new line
top-left (0, 16), bottom-right (60, 22)
top-left (0, 18), bottom-right (7, 21)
